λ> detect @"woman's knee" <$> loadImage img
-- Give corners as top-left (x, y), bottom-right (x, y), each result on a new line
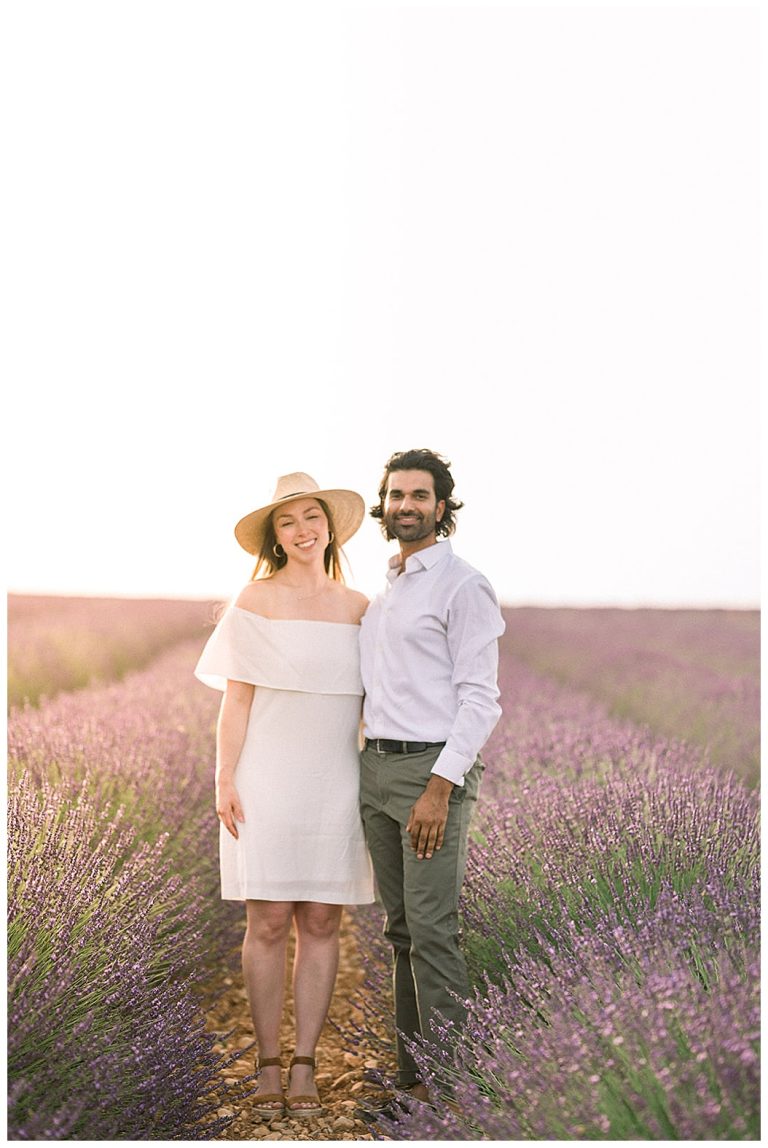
top-left (295, 902), bottom-right (342, 940)
top-left (245, 900), bottom-right (293, 945)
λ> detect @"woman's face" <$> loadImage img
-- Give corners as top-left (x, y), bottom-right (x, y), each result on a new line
top-left (272, 497), bottom-right (330, 563)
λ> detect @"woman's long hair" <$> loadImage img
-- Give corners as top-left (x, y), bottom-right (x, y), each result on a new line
top-left (250, 498), bottom-right (345, 583)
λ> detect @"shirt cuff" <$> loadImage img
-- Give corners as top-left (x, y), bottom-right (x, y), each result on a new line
top-left (430, 747), bottom-right (472, 788)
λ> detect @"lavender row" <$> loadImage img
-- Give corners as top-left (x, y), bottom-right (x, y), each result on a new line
top-left (380, 901), bottom-right (758, 1140)
top-left (500, 607), bottom-right (760, 785)
top-left (7, 640), bottom-right (247, 1140)
top-left (8, 594), bottom-right (220, 708)
top-left (353, 655), bottom-right (760, 1140)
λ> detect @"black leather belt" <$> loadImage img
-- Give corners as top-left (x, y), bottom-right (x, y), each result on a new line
top-left (365, 738), bottom-right (446, 755)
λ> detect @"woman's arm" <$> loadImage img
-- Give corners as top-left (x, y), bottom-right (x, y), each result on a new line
top-left (215, 679), bottom-right (255, 838)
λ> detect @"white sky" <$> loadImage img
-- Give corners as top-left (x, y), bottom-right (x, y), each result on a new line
top-left (4, 0), bottom-right (761, 607)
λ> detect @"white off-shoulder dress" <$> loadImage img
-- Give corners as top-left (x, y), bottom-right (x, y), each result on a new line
top-left (195, 606), bottom-right (374, 904)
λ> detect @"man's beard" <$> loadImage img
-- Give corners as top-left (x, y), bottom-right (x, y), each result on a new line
top-left (385, 508), bottom-right (438, 543)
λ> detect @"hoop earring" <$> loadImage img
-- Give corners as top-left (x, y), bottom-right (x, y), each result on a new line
top-left (273, 543), bottom-right (285, 559)
top-left (327, 532), bottom-right (335, 544)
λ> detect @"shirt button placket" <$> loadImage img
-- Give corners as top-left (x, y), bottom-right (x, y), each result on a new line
top-left (371, 599), bottom-right (387, 734)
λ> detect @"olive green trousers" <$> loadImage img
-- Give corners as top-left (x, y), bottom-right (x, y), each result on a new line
top-left (359, 744), bottom-right (482, 1087)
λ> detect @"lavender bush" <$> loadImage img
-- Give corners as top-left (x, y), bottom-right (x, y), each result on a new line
top-left (462, 660), bottom-right (758, 984)
top-left (379, 904), bottom-right (758, 1140)
top-left (351, 652), bottom-right (759, 1140)
top-left (7, 634), bottom-right (247, 1139)
top-left (8, 775), bottom-right (244, 1140)
top-left (8, 641), bottom-right (226, 868)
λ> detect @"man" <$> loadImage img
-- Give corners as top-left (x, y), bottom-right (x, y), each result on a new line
top-left (358, 448), bottom-right (505, 1110)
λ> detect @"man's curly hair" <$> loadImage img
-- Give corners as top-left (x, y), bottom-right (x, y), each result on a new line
top-left (370, 448), bottom-right (464, 540)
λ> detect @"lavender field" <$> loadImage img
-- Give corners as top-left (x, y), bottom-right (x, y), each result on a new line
top-left (501, 607), bottom-right (760, 787)
top-left (7, 598), bottom-right (760, 1140)
top-left (8, 600), bottom-right (248, 1140)
top-left (7, 594), bottom-right (219, 709)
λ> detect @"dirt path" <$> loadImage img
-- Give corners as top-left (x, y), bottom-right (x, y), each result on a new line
top-left (206, 910), bottom-right (386, 1140)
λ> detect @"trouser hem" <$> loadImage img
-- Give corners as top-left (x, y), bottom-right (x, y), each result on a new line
top-left (396, 1072), bottom-right (422, 1088)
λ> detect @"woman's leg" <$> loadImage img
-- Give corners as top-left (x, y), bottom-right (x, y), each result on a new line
top-left (242, 899), bottom-right (294, 1098)
top-left (288, 901), bottom-right (343, 1098)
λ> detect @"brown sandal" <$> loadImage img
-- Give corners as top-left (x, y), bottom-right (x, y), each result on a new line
top-left (253, 1056), bottom-right (285, 1120)
top-left (285, 1055), bottom-right (323, 1118)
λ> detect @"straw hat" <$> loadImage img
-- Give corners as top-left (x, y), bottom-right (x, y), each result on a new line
top-left (234, 472), bottom-right (366, 555)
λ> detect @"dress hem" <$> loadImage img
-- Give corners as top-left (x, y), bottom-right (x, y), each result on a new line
top-left (221, 892), bottom-right (377, 905)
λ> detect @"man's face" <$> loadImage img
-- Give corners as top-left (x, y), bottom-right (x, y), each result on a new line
top-left (383, 469), bottom-right (446, 546)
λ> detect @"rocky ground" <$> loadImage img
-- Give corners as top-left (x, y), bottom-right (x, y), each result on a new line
top-left (205, 910), bottom-right (390, 1141)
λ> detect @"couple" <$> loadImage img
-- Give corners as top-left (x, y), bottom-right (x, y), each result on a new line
top-left (195, 448), bottom-right (505, 1122)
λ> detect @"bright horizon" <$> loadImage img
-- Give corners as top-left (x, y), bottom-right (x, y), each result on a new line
top-left (5, 1), bottom-right (760, 610)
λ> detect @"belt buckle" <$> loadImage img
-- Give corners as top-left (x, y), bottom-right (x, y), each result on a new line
top-left (373, 738), bottom-right (385, 755)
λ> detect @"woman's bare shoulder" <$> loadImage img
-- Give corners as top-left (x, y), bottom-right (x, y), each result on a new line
top-left (337, 585), bottom-right (369, 623)
top-left (234, 580), bottom-right (276, 613)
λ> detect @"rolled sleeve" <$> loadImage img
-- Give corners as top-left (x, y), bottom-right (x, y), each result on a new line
top-left (430, 576), bottom-right (505, 786)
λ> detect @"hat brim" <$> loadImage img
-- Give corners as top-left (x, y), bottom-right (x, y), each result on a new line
top-left (234, 489), bottom-right (366, 555)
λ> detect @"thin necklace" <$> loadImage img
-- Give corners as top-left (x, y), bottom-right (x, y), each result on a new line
top-left (279, 580), bottom-right (330, 601)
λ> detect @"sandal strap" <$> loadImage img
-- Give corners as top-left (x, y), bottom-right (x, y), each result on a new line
top-left (258, 1056), bottom-right (283, 1068)
top-left (290, 1055), bottom-right (316, 1068)
top-left (253, 1093), bottom-right (284, 1105)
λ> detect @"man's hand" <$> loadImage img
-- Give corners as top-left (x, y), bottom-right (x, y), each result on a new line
top-left (406, 775), bottom-right (454, 859)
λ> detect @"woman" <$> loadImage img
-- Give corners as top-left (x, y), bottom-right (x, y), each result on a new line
top-left (195, 472), bottom-right (374, 1120)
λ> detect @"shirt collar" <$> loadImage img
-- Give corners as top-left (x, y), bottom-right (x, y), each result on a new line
top-left (386, 540), bottom-right (453, 582)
